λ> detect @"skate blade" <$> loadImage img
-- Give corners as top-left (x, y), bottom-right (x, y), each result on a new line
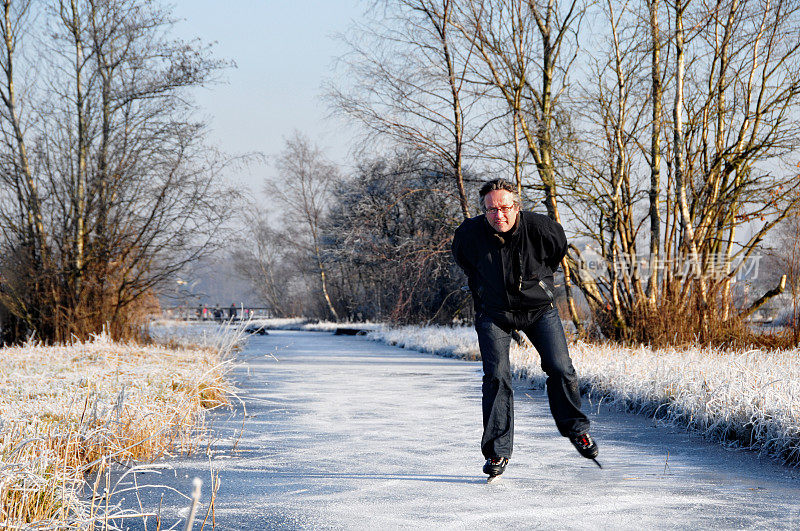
top-left (486, 475), bottom-right (502, 483)
top-left (592, 458), bottom-right (603, 469)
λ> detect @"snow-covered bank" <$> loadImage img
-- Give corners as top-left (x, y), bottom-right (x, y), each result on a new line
top-left (365, 325), bottom-right (800, 466)
top-left (0, 333), bottom-right (236, 527)
top-left (244, 317), bottom-right (381, 333)
top-left (148, 318), bottom-right (380, 339)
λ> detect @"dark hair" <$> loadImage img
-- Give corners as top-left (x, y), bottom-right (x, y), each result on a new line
top-left (478, 179), bottom-right (521, 211)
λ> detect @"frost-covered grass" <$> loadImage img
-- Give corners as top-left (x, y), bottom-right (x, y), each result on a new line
top-left (367, 325), bottom-right (481, 360)
top-left (150, 317), bottom-right (388, 338)
top-left (249, 317), bottom-right (342, 332)
top-left (149, 317), bottom-right (348, 337)
top-left (153, 317), bottom-right (383, 334)
top-left (148, 318), bottom-right (253, 350)
top-left (0, 331), bottom-right (237, 528)
top-left (367, 325), bottom-right (800, 465)
top-left (247, 317), bottom-right (382, 333)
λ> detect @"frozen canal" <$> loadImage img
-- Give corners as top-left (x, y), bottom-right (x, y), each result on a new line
top-left (114, 329), bottom-right (800, 529)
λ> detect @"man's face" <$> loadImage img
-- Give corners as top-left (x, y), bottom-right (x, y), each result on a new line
top-left (483, 189), bottom-right (519, 233)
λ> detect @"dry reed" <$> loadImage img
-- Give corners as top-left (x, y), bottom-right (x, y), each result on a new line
top-left (0, 332), bottom-right (235, 528)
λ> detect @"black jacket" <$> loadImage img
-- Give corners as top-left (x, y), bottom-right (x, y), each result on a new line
top-left (452, 211), bottom-right (567, 313)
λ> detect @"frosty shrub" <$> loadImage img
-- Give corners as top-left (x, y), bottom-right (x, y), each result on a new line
top-left (0, 335), bottom-right (231, 527)
top-left (368, 326), bottom-right (480, 360)
top-left (222, 318), bottom-right (380, 333)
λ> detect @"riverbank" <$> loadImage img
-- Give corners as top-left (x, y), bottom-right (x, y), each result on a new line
top-left (0, 333), bottom-right (235, 527)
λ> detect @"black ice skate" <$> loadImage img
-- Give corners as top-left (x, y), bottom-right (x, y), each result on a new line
top-left (483, 456), bottom-right (509, 482)
top-left (569, 432), bottom-right (602, 468)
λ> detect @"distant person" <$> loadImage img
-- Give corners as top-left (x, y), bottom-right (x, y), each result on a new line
top-left (229, 303), bottom-right (237, 320)
top-left (452, 179), bottom-right (599, 480)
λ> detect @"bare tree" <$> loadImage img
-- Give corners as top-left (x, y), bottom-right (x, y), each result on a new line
top-left (671, 0), bottom-right (707, 311)
top-left (645, 0), bottom-right (664, 305)
top-left (455, 0), bottom-right (587, 332)
top-left (230, 208), bottom-right (294, 317)
top-left (0, 0), bottom-right (50, 335)
top-left (768, 198), bottom-right (800, 343)
top-left (329, 0), bottom-right (484, 220)
top-left (561, 0), bottom-right (800, 344)
top-left (323, 150), bottom-right (468, 323)
top-left (0, 0), bottom-right (232, 342)
top-left (271, 132), bottom-right (340, 321)
top-left (559, 0), bottom-right (651, 337)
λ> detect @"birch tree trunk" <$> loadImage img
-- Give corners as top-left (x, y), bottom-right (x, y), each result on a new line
top-left (672, 0), bottom-right (708, 308)
top-left (647, 0), bottom-right (662, 305)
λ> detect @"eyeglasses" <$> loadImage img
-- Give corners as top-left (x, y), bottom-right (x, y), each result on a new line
top-left (485, 205), bottom-right (517, 215)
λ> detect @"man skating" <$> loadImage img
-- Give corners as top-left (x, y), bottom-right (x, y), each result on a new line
top-left (452, 179), bottom-right (598, 480)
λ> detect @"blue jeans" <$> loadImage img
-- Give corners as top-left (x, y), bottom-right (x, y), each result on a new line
top-left (475, 306), bottom-right (589, 459)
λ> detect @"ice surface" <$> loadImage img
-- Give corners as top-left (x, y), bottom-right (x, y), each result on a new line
top-left (109, 330), bottom-right (800, 530)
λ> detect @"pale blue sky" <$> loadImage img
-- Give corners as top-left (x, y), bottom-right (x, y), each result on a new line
top-left (171, 1), bottom-right (366, 191)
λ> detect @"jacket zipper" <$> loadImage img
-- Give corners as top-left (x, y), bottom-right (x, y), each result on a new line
top-left (539, 279), bottom-right (555, 307)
